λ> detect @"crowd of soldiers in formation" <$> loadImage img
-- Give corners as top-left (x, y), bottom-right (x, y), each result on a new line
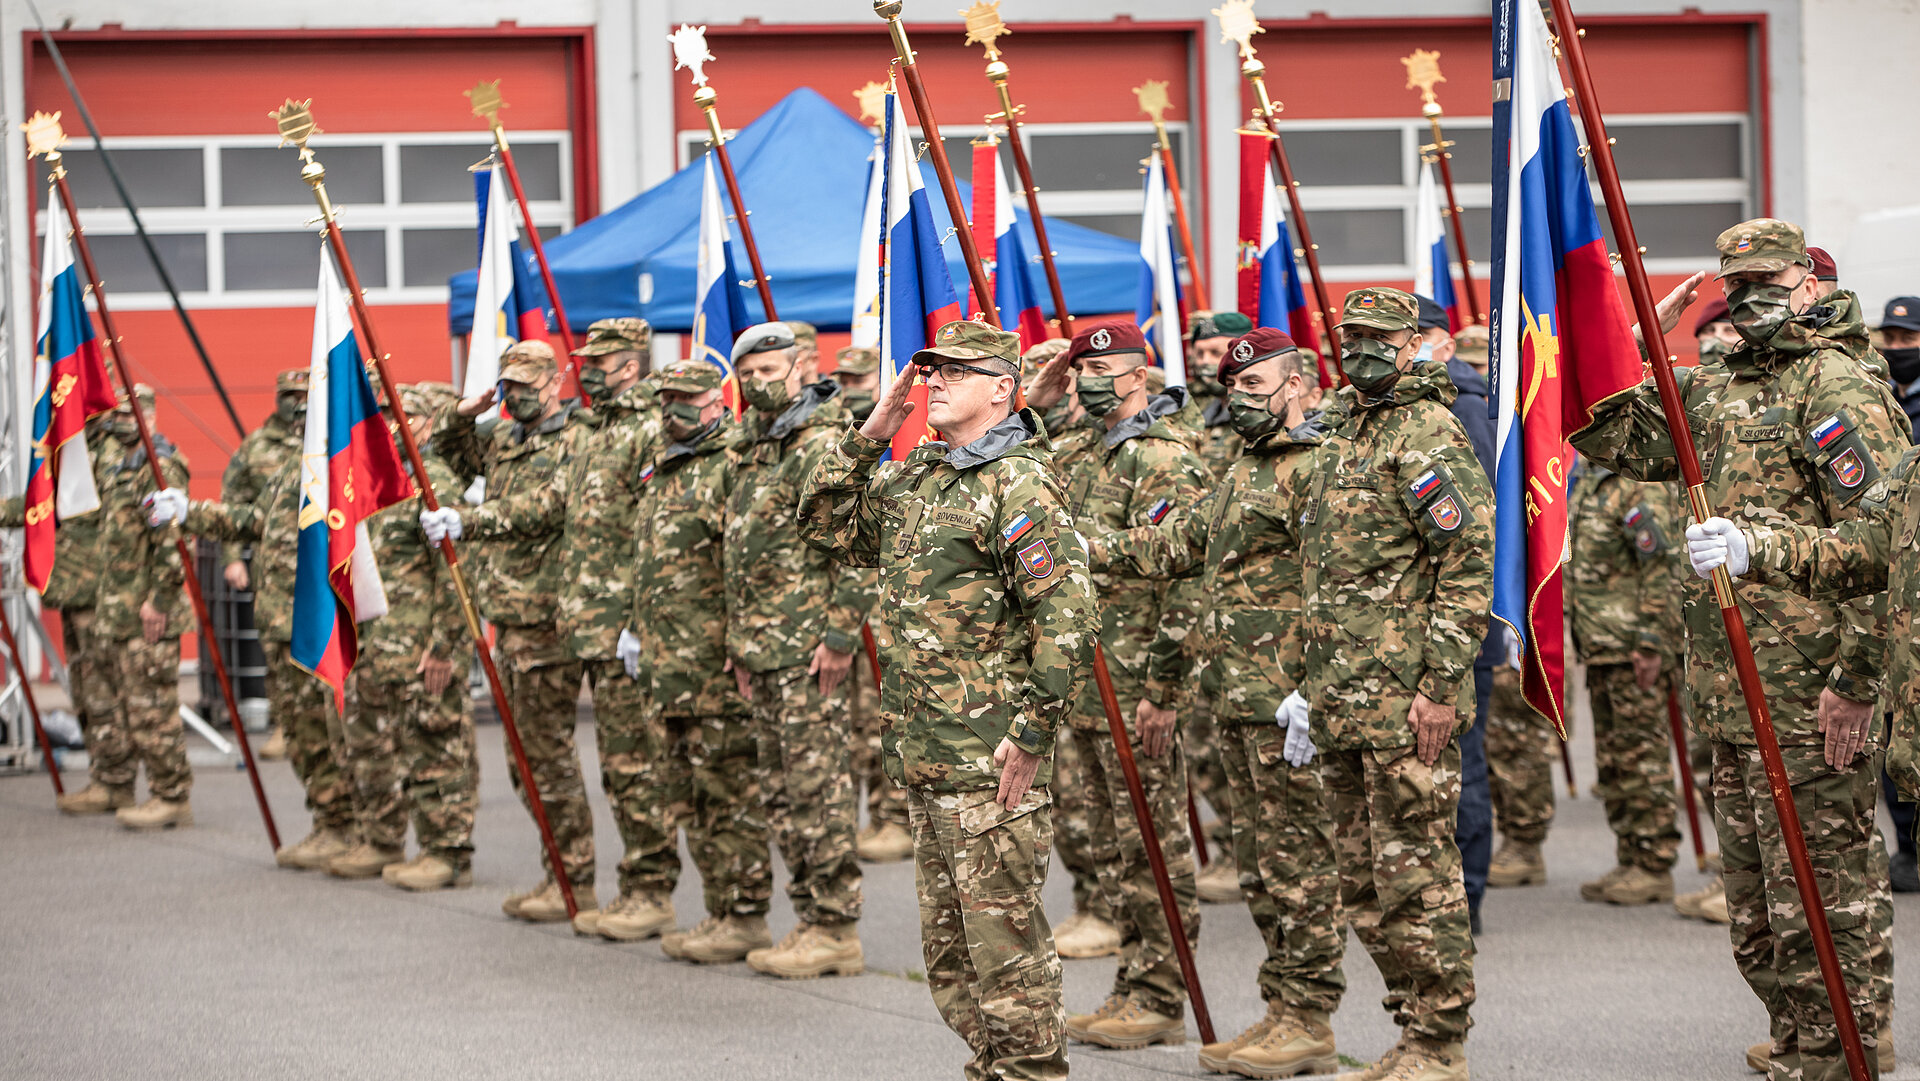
top-left (18, 213), bottom-right (1920, 1081)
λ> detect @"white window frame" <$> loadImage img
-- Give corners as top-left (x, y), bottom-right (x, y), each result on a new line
top-left (33, 131), bottom-right (573, 310)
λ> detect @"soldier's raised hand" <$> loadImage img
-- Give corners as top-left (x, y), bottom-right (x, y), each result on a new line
top-left (1022, 346), bottom-right (1076, 412)
top-left (1655, 271), bottom-right (1707, 336)
top-left (1685, 518), bottom-right (1748, 578)
top-left (858, 368), bottom-right (920, 444)
top-left (455, 385), bottom-right (497, 418)
top-left (144, 488), bottom-right (188, 528)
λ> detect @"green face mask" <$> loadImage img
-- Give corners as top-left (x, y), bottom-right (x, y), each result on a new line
top-left (1226, 389), bottom-right (1282, 440)
top-left (1697, 338), bottom-right (1731, 363)
top-left (275, 394), bottom-right (306, 426)
top-left (1076, 374), bottom-right (1122, 417)
top-left (1727, 279), bottom-right (1800, 348)
top-left (576, 366), bottom-right (612, 402)
top-left (503, 387), bottom-right (546, 424)
top-left (1341, 337), bottom-right (1405, 395)
top-left (1188, 365), bottom-right (1224, 396)
top-left (110, 417), bottom-right (140, 445)
top-left (663, 399), bottom-right (708, 438)
top-left (741, 364), bottom-right (794, 414)
top-left (840, 390), bottom-right (877, 423)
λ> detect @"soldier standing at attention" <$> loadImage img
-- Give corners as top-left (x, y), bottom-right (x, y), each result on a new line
top-left (800, 318), bottom-right (1096, 1081)
top-left (220, 369), bottom-right (307, 761)
top-left (421, 340), bottom-right (599, 924)
top-left (1025, 320), bottom-right (1210, 1051)
top-left (723, 322), bottom-right (871, 978)
top-left (1284, 288), bottom-right (1490, 1081)
top-left (1565, 457), bottom-right (1685, 905)
top-left (1576, 219), bottom-right (1905, 1081)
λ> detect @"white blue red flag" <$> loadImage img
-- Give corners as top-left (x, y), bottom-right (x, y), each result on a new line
top-left (1414, 160), bottom-right (1463, 332)
top-left (24, 193), bottom-right (117, 593)
top-left (851, 129), bottom-right (885, 350)
top-left (1490, 0), bottom-right (1644, 733)
top-left (1135, 154), bottom-right (1186, 385)
top-left (465, 162), bottom-right (551, 409)
top-left (693, 153), bottom-right (751, 410)
top-left (1236, 129), bottom-right (1326, 385)
top-left (877, 84), bottom-right (962, 458)
top-left (970, 140), bottom-right (1049, 349)
top-left (292, 249), bottom-right (413, 712)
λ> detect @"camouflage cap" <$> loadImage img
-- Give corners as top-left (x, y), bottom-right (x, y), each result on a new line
top-left (832, 346), bottom-right (880, 376)
top-left (1337, 287), bottom-right (1419, 333)
top-left (912, 319), bottom-right (1020, 369)
top-left (1451, 324), bottom-right (1489, 365)
top-left (785, 321), bottom-right (819, 347)
top-left (656, 361), bottom-right (726, 394)
top-left (1021, 337), bottom-right (1071, 380)
top-left (498, 339), bottom-right (558, 385)
top-left (1714, 218), bottom-right (1810, 279)
top-left (275, 369), bottom-right (310, 394)
top-left (1187, 310), bottom-right (1254, 343)
top-left (115, 382), bottom-right (156, 410)
top-left (730, 322), bottom-right (796, 365)
top-left (572, 317), bottom-right (652, 358)
top-left (400, 381), bottom-right (459, 418)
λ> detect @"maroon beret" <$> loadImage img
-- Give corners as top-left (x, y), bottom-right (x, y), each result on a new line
top-left (1219, 327), bottom-right (1299, 380)
top-left (1808, 246), bottom-right (1837, 281)
top-left (1692, 296), bottom-right (1731, 336)
top-left (1063, 321), bottom-right (1148, 365)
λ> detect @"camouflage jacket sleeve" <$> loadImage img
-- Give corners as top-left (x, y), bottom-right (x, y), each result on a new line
top-left (798, 428), bottom-right (886, 568)
top-left (991, 459), bottom-right (1098, 757)
top-left (1748, 446), bottom-right (1911, 601)
top-left (1621, 481), bottom-right (1682, 658)
top-left (1130, 440), bottom-right (1212, 709)
top-left (0, 496), bottom-right (23, 528)
top-left (462, 440), bottom-right (572, 539)
top-left (1404, 429), bottom-right (1496, 704)
top-left (826, 564), bottom-right (879, 655)
top-left (1085, 488), bottom-right (1216, 580)
top-left (431, 403), bottom-right (490, 485)
top-left (422, 457), bottom-right (467, 660)
top-left (1569, 372), bottom-right (1693, 483)
top-left (220, 430), bottom-right (265, 505)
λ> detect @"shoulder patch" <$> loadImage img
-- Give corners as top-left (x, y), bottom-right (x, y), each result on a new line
top-left (1018, 539), bottom-right (1054, 579)
top-left (1148, 497), bottom-right (1173, 524)
top-left (1810, 412), bottom-right (1848, 449)
top-left (1831, 447), bottom-right (1866, 489)
top-left (1410, 469), bottom-right (1444, 501)
top-left (1428, 494), bottom-right (1462, 532)
top-left (639, 463), bottom-right (656, 484)
top-left (1003, 512), bottom-right (1035, 544)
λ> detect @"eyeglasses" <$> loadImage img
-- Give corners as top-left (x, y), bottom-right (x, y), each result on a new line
top-left (917, 361), bottom-right (1012, 383)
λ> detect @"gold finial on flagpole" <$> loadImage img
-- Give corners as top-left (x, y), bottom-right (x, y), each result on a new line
top-left (1213, 0), bottom-right (1264, 61)
top-left (22, 110), bottom-right (67, 162)
top-left (961, 1), bottom-right (1011, 61)
top-left (854, 80), bottom-right (889, 127)
top-left (1402, 49), bottom-right (1447, 118)
top-left (1133, 80), bottom-right (1171, 126)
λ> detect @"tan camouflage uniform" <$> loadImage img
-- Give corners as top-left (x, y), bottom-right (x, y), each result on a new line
top-left (1486, 663), bottom-right (1555, 846)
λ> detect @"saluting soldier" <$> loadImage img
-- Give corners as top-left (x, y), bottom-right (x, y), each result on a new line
top-left (799, 318), bottom-right (1097, 1081)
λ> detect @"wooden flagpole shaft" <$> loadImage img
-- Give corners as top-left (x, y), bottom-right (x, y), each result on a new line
top-left (882, 0), bottom-right (1211, 1041)
top-left (1151, 118), bottom-right (1209, 312)
top-left (51, 166), bottom-right (279, 851)
top-left (696, 89), bottom-right (779, 320)
top-left (1423, 111), bottom-right (1484, 326)
top-left (0, 601), bottom-right (62, 796)
top-left (290, 142), bottom-right (578, 918)
top-left (487, 125), bottom-right (586, 402)
top-left (1187, 790), bottom-right (1209, 868)
top-left (985, 66), bottom-right (1074, 337)
top-left (1243, 64), bottom-right (1342, 375)
top-left (1559, 737), bottom-right (1577, 797)
top-left (1668, 686), bottom-right (1709, 871)
top-left (1547, 4), bottom-right (1868, 1076)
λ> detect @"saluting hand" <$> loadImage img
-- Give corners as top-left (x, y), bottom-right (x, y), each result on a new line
top-left (1655, 271), bottom-right (1708, 336)
top-left (456, 386), bottom-right (497, 418)
top-left (858, 368), bottom-right (921, 444)
top-left (1023, 348), bottom-right (1075, 412)
top-left (1409, 692), bottom-right (1454, 766)
top-left (993, 737), bottom-right (1044, 810)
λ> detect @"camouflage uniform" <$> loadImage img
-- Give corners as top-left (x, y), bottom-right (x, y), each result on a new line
top-left (1573, 219), bottom-right (1904, 1081)
top-left (1052, 375), bottom-right (1210, 1021)
top-left (1282, 290), bottom-right (1489, 1047)
top-left (799, 338), bottom-right (1097, 1080)
top-left (623, 365), bottom-right (773, 921)
top-left (435, 384), bottom-right (598, 892)
top-left (723, 379), bottom-right (870, 928)
top-left (1567, 461), bottom-right (1685, 873)
top-left (1090, 412), bottom-right (1346, 1016)
top-left (1485, 660), bottom-right (1555, 845)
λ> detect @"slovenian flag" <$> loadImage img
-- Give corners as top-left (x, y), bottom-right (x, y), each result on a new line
top-left (877, 83), bottom-right (962, 459)
top-left (292, 249), bottom-right (413, 712)
top-left (1489, 0), bottom-right (1644, 735)
top-left (24, 192), bottom-right (118, 593)
top-left (1136, 153), bottom-right (1186, 386)
top-left (693, 153), bottom-right (751, 413)
top-left (1414, 160), bottom-right (1462, 332)
top-left (851, 128), bottom-right (885, 350)
top-left (466, 162), bottom-right (552, 411)
top-left (1237, 129), bottom-right (1327, 387)
top-left (970, 141), bottom-right (1049, 349)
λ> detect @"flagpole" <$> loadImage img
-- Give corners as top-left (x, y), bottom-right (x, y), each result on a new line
top-left (1668, 687), bottom-right (1709, 871)
top-left (961, 6), bottom-right (1074, 336)
top-left (467, 82), bottom-right (587, 403)
top-left (272, 101), bottom-right (577, 918)
top-left (38, 140), bottom-right (279, 852)
top-left (880, 0), bottom-right (1215, 1045)
top-left (1559, 739), bottom-right (1577, 797)
top-left (1543, 4), bottom-right (1869, 1076)
top-left (668, 32), bottom-right (779, 322)
top-left (1403, 52), bottom-right (1484, 326)
top-left (0, 601), bottom-right (62, 796)
top-left (1135, 82), bottom-right (1210, 312)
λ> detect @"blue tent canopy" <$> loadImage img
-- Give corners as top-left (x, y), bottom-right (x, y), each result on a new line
top-left (448, 87), bottom-right (1141, 335)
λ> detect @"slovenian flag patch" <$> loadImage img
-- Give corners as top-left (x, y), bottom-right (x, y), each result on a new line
top-left (1148, 497), bottom-right (1173, 523)
top-left (639, 463), bottom-right (656, 484)
top-left (1003, 512), bottom-right (1035, 544)
top-left (1812, 413), bottom-right (1846, 449)
top-left (1410, 470), bottom-right (1443, 501)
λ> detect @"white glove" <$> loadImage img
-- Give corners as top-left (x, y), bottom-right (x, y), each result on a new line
top-left (616, 628), bottom-right (643, 679)
top-left (1685, 517), bottom-right (1748, 579)
top-left (144, 488), bottom-right (189, 528)
top-left (1277, 691), bottom-right (1315, 768)
top-left (419, 507), bottom-right (463, 547)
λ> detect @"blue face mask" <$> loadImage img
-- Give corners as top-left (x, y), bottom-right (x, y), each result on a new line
top-left (1415, 341), bottom-right (1436, 363)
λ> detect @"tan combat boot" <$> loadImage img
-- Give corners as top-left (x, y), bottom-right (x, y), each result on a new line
top-left (1055, 911), bottom-right (1123, 959)
top-left (855, 821), bottom-right (914, 863)
top-left (670, 915), bottom-right (771, 964)
top-left (1486, 841), bottom-right (1545, 887)
top-left (1066, 994), bottom-right (1129, 1042)
top-left (1373, 1039), bottom-right (1467, 1081)
top-left (1745, 1039), bottom-right (1777, 1073)
top-left (515, 881), bottom-right (594, 923)
top-left (1748, 1030), bottom-right (1894, 1074)
top-left (258, 726), bottom-right (289, 761)
top-left (596, 892), bottom-right (676, 942)
top-left (388, 854), bottom-right (471, 891)
top-left (747, 921), bottom-right (864, 979)
top-left (1675, 875), bottom-right (1726, 921)
top-left (1080, 997), bottom-right (1186, 1050)
top-left (57, 783), bottom-right (134, 815)
top-left (1226, 1007), bottom-right (1339, 1079)
top-left (1198, 999), bottom-right (1284, 1073)
top-left (1696, 881), bottom-right (1730, 924)
top-left (1337, 1035), bottom-right (1415, 1081)
top-left (116, 797), bottom-right (192, 831)
top-left (276, 828), bottom-right (351, 870)
top-left (1579, 864), bottom-right (1631, 902)
top-left (1198, 857), bottom-right (1243, 905)
top-left (326, 843), bottom-right (404, 879)
top-left (1881, 1024), bottom-right (1896, 1071)
top-left (1601, 865), bottom-right (1674, 905)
